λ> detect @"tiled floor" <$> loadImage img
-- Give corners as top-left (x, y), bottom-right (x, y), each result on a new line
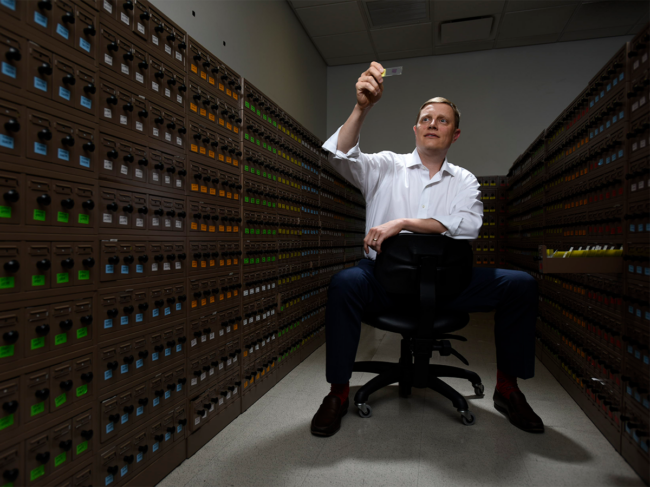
top-left (157, 312), bottom-right (644, 487)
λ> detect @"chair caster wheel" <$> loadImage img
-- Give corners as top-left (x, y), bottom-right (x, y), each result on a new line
top-left (473, 383), bottom-right (485, 396)
top-left (459, 410), bottom-right (475, 426)
top-left (357, 403), bottom-right (372, 418)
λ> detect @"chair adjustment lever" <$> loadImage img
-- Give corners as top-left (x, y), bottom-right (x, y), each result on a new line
top-left (434, 340), bottom-right (470, 366)
top-left (449, 348), bottom-right (469, 366)
top-left (436, 334), bottom-right (467, 342)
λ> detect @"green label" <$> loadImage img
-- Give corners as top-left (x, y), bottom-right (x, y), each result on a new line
top-left (78, 270), bottom-right (89, 281)
top-left (76, 440), bottom-right (88, 456)
top-left (257, 110), bottom-right (261, 116)
top-left (0, 344), bottom-right (14, 358)
top-left (78, 214), bottom-right (90, 224)
top-left (54, 333), bottom-right (67, 346)
top-left (0, 413), bottom-right (14, 430)
top-left (54, 451), bottom-right (67, 467)
top-left (30, 401), bottom-right (45, 416)
top-left (77, 327), bottom-right (88, 339)
top-left (0, 205), bottom-right (11, 218)
top-left (76, 383), bottom-right (88, 397)
top-left (30, 465), bottom-right (45, 482)
top-left (33, 209), bottom-right (46, 221)
top-left (0, 277), bottom-right (14, 289)
top-left (250, 105), bottom-right (255, 112)
top-left (30, 337), bottom-right (45, 350)
top-left (57, 211), bottom-right (69, 223)
top-left (244, 228), bottom-right (249, 234)
top-left (255, 258), bottom-right (260, 264)
top-left (56, 273), bottom-right (69, 284)
top-left (54, 393), bottom-right (67, 408)
top-left (245, 101), bottom-right (249, 108)
top-left (32, 275), bottom-right (45, 287)
top-left (244, 133), bottom-right (249, 140)
top-left (244, 196), bottom-right (249, 203)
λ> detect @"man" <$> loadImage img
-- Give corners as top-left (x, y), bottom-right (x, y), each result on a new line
top-left (311, 61), bottom-right (543, 437)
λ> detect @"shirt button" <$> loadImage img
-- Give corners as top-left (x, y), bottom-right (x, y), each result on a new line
top-left (422, 205), bottom-right (425, 208)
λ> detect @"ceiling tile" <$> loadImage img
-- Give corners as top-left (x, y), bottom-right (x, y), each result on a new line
top-left (441, 16), bottom-right (493, 43)
top-left (505, 0), bottom-right (579, 12)
top-left (559, 25), bottom-right (635, 42)
top-left (370, 23), bottom-right (433, 52)
top-left (433, 0), bottom-right (505, 21)
top-left (565, 1), bottom-right (648, 32)
top-left (296, 2), bottom-right (366, 37)
top-left (313, 31), bottom-right (375, 57)
top-left (377, 47), bottom-right (434, 61)
top-left (498, 4), bottom-right (576, 38)
top-left (434, 39), bottom-right (494, 55)
top-left (364, 0), bottom-right (430, 28)
top-left (326, 53), bottom-right (376, 65)
top-left (290, 0), bottom-right (353, 8)
top-left (494, 32), bottom-right (560, 49)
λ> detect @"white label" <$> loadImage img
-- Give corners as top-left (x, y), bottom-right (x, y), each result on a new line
top-left (191, 378), bottom-right (197, 386)
top-left (176, 179), bottom-right (182, 188)
top-left (152, 217), bottom-right (159, 226)
top-left (104, 54), bottom-right (113, 66)
top-left (177, 95), bottom-right (182, 104)
top-left (152, 81), bottom-right (159, 92)
top-left (163, 262), bottom-right (171, 270)
top-left (152, 173), bottom-right (159, 181)
top-left (176, 137), bottom-right (182, 146)
top-left (165, 175), bottom-right (171, 184)
top-left (119, 216), bottom-right (128, 225)
top-left (135, 168), bottom-right (143, 178)
top-left (175, 51), bottom-right (182, 61)
top-left (165, 88), bottom-right (171, 97)
top-left (165, 132), bottom-right (171, 142)
top-left (120, 164), bottom-right (128, 175)
top-left (243, 290), bottom-right (249, 297)
top-left (164, 218), bottom-right (171, 227)
top-left (136, 121), bottom-right (143, 131)
top-left (175, 220), bottom-right (182, 229)
top-left (194, 417), bottom-right (200, 426)
top-left (165, 44), bottom-right (172, 55)
top-left (120, 115), bottom-right (127, 125)
top-left (120, 12), bottom-right (129, 24)
top-left (175, 261), bottom-right (181, 269)
top-left (136, 73), bottom-right (144, 84)
top-left (201, 372), bottom-right (206, 381)
top-left (103, 0), bottom-right (112, 13)
top-left (153, 128), bottom-right (159, 136)
top-left (136, 218), bottom-right (144, 227)
top-left (103, 213), bottom-right (113, 223)
top-left (104, 108), bottom-right (112, 118)
top-left (209, 332), bottom-right (214, 340)
top-left (152, 263), bottom-right (158, 271)
top-left (121, 64), bottom-right (129, 75)
top-left (137, 22), bottom-right (145, 34)
top-left (191, 338), bottom-right (197, 347)
top-left (152, 35), bottom-right (159, 45)
top-left (104, 160), bottom-right (113, 170)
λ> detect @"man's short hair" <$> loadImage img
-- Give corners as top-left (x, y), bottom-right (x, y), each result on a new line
top-left (416, 97), bottom-right (461, 129)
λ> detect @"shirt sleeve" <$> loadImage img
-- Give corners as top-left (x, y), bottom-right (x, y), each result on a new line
top-left (430, 173), bottom-right (483, 239)
top-left (321, 125), bottom-right (393, 200)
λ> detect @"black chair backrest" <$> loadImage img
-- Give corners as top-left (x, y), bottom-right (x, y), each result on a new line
top-left (374, 234), bottom-right (473, 305)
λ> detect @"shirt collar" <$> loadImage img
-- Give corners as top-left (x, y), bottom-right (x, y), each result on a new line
top-left (407, 149), bottom-right (456, 177)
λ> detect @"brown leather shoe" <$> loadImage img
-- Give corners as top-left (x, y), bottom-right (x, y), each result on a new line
top-left (311, 395), bottom-right (349, 437)
top-left (494, 388), bottom-right (544, 433)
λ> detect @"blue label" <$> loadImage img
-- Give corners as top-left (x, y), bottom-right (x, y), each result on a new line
top-left (176, 383), bottom-right (182, 392)
top-left (613, 115), bottom-right (618, 123)
top-left (137, 406), bottom-right (143, 416)
top-left (34, 142), bottom-right (47, 155)
top-left (104, 319), bottom-right (113, 329)
top-left (619, 110), bottom-right (624, 119)
top-left (121, 413), bottom-right (128, 424)
top-left (613, 78), bottom-right (618, 86)
top-left (629, 264), bottom-right (635, 273)
top-left (177, 424), bottom-right (182, 433)
top-left (175, 303), bottom-right (181, 311)
top-left (176, 344), bottom-right (182, 352)
top-left (164, 348), bottom-right (171, 357)
top-left (120, 316), bottom-right (128, 325)
top-left (152, 309), bottom-right (159, 317)
top-left (618, 149), bottom-right (624, 158)
top-left (639, 224), bottom-right (644, 232)
top-left (607, 83), bottom-right (611, 91)
top-left (153, 397), bottom-right (159, 407)
top-left (106, 265), bottom-right (114, 274)
top-left (79, 38), bottom-right (91, 52)
top-left (120, 364), bottom-right (128, 374)
top-left (619, 73), bottom-right (624, 81)
top-left (58, 86), bottom-right (71, 101)
top-left (164, 390), bottom-right (171, 399)
top-left (153, 442), bottom-right (159, 452)
top-left (104, 369), bottom-right (112, 380)
top-left (630, 224), bottom-right (635, 232)
top-left (136, 313), bottom-right (143, 323)
top-left (606, 121), bottom-right (611, 129)
top-left (105, 474), bottom-right (113, 485)
top-left (165, 432), bottom-right (171, 441)
top-left (137, 452), bottom-right (143, 462)
top-left (57, 148), bottom-right (69, 161)
top-left (152, 352), bottom-right (158, 361)
top-left (0, 134), bottom-right (14, 149)
top-left (34, 10), bottom-right (47, 27)
top-left (79, 156), bottom-right (90, 168)
top-left (34, 77), bottom-right (47, 91)
top-left (121, 465), bottom-right (128, 477)
top-left (121, 265), bottom-right (129, 274)
top-left (106, 422), bottom-right (114, 433)
top-left (56, 23), bottom-right (69, 39)
top-left (164, 307), bottom-right (171, 316)
top-left (1, 0), bottom-right (16, 10)
top-left (1, 62), bottom-right (16, 79)
top-left (80, 96), bottom-right (92, 109)
top-left (136, 265), bottom-right (143, 273)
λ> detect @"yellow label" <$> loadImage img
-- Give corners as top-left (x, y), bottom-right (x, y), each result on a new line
top-left (234, 127), bottom-right (239, 134)
top-left (201, 298), bottom-right (206, 306)
top-left (209, 76), bottom-right (215, 85)
top-left (234, 323), bottom-right (238, 330)
top-left (227, 192), bottom-right (232, 199)
top-left (219, 119), bottom-right (225, 126)
top-left (219, 260), bottom-right (225, 266)
top-left (234, 259), bottom-right (238, 265)
top-left (209, 114), bottom-right (215, 122)
top-left (201, 224), bottom-right (207, 231)
top-left (200, 186), bottom-right (207, 193)
top-left (209, 225), bottom-right (215, 232)
top-left (219, 190), bottom-right (225, 197)
top-left (226, 226), bottom-right (232, 232)
top-left (192, 261), bottom-right (197, 268)
top-left (226, 157), bottom-right (232, 163)
top-left (219, 294), bottom-right (224, 301)
top-left (190, 103), bottom-right (198, 112)
top-left (210, 260), bottom-right (215, 267)
top-left (210, 296), bottom-right (215, 303)
top-left (218, 83), bottom-right (224, 91)
top-left (208, 150), bottom-right (215, 159)
top-left (227, 291), bottom-right (232, 298)
top-left (218, 154), bottom-right (224, 161)
top-left (191, 222), bottom-right (198, 230)
top-left (234, 194), bottom-right (239, 200)
top-left (227, 259), bottom-right (232, 266)
top-left (227, 123), bottom-right (232, 130)
top-left (234, 289), bottom-right (238, 296)
top-left (191, 144), bottom-right (198, 153)
top-left (200, 147), bottom-right (206, 155)
top-left (192, 300), bottom-right (197, 308)
top-left (233, 93), bottom-right (238, 100)
top-left (209, 188), bottom-right (216, 195)
top-left (191, 64), bottom-right (198, 73)
top-left (191, 183), bottom-right (199, 191)
top-left (226, 89), bottom-right (232, 96)
top-left (233, 160), bottom-right (238, 167)
top-left (201, 71), bottom-right (207, 80)
top-left (200, 108), bottom-right (207, 117)
top-left (201, 261), bottom-right (206, 268)
top-left (219, 225), bottom-right (225, 232)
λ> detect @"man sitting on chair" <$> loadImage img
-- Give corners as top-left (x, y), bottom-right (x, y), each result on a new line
top-left (311, 61), bottom-right (543, 437)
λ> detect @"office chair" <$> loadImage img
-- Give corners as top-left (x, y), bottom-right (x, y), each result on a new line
top-left (353, 233), bottom-right (484, 425)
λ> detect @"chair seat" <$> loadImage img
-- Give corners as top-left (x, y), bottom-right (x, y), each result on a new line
top-left (363, 308), bottom-right (470, 336)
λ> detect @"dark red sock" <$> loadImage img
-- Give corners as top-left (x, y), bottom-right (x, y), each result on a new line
top-left (496, 370), bottom-right (520, 400)
top-left (328, 382), bottom-right (350, 403)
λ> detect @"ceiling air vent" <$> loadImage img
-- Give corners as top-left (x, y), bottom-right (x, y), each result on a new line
top-left (365, 0), bottom-right (429, 28)
top-left (440, 16), bottom-right (494, 44)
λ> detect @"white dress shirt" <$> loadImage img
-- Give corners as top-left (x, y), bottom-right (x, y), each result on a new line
top-left (322, 126), bottom-right (484, 260)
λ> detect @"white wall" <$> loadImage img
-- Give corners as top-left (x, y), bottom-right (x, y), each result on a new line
top-left (326, 36), bottom-right (632, 176)
top-left (151, 0), bottom-right (327, 139)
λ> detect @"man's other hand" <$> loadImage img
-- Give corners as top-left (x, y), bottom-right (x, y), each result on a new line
top-left (364, 219), bottom-right (404, 254)
top-left (357, 62), bottom-right (384, 110)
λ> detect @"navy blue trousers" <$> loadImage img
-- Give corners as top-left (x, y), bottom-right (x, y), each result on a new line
top-left (325, 259), bottom-right (538, 384)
